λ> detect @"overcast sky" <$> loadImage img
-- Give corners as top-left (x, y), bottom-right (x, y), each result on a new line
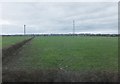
top-left (0, 2), bottom-right (118, 35)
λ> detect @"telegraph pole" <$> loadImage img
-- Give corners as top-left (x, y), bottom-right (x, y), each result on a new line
top-left (73, 20), bottom-right (75, 34)
top-left (24, 25), bottom-right (26, 35)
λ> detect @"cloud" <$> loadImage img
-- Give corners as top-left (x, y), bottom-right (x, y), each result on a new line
top-left (1, 2), bottom-right (118, 34)
top-left (0, 19), bottom-right (13, 25)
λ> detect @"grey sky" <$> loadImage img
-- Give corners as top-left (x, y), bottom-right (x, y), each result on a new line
top-left (1, 2), bottom-right (118, 35)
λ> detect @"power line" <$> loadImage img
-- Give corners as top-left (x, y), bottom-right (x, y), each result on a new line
top-left (73, 20), bottom-right (75, 34)
top-left (24, 25), bottom-right (26, 35)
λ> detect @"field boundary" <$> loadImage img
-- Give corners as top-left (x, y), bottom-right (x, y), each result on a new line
top-left (2, 37), bottom-right (34, 61)
top-left (2, 69), bottom-right (118, 82)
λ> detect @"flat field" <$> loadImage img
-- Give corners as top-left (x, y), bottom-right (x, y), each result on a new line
top-left (2, 36), bottom-right (30, 48)
top-left (0, 36), bottom-right (2, 48)
top-left (7, 36), bottom-right (118, 71)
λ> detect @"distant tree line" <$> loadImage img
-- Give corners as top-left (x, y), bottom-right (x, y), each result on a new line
top-left (1, 34), bottom-right (120, 37)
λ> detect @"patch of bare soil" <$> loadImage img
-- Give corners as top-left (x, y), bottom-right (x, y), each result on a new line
top-left (2, 69), bottom-right (118, 82)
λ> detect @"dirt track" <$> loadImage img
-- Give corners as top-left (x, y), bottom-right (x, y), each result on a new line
top-left (2, 37), bottom-right (34, 65)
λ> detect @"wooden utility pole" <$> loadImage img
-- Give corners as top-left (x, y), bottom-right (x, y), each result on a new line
top-left (24, 25), bottom-right (26, 35)
top-left (73, 20), bottom-right (75, 34)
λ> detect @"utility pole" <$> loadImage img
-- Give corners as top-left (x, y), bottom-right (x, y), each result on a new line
top-left (73, 20), bottom-right (75, 34)
top-left (24, 25), bottom-right (26, 35)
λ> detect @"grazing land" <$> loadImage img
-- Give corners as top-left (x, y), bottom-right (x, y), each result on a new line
top-left (2, 36), bottom-right (34, 63)
top-left (0, 36), bottom-right (2, 48)
top-left (2, 36), bottom-right (118, 82)
top-left (2, 36), bottom-right (30, 48)
top-left (9, 36), bottom-right (118, 71)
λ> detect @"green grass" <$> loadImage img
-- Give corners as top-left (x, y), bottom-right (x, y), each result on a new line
top-left (2, 36), bottom-right (30, 48)
top-left (0, 36), bottom-right (2, 48)
top-left (13, 36), bottom-right (118, 71)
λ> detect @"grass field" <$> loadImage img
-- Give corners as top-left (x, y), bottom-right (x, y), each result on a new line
top-left (7, 36), bottom-right (118, 71)
top-left (0, 36), bottom-right (2, 48)
top-left (2, 36), bottom-right (30, 48)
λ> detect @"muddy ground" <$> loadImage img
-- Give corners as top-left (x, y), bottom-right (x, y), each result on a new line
top-left (2, 68), bottom-right (118, 82)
